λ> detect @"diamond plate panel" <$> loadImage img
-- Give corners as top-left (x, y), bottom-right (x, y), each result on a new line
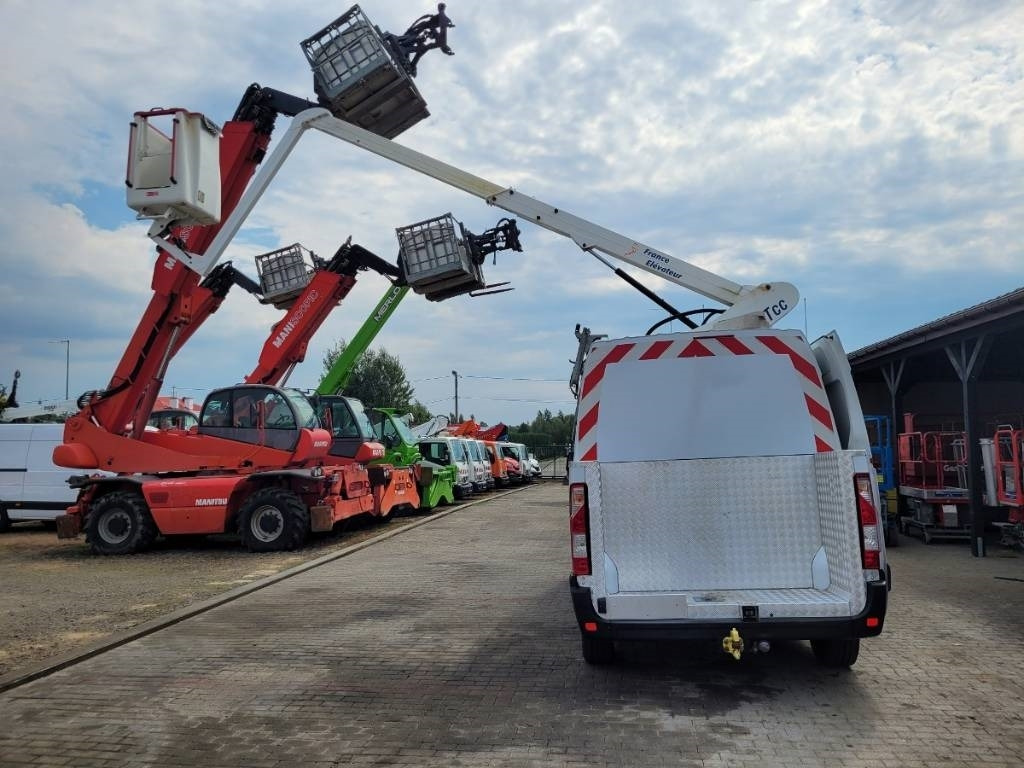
top-left (814, 451), bottom-right (867, 612)
top-left (600, 456), bottom-right (823, 591)
top-left (576, 462), bottom-right (606, 600)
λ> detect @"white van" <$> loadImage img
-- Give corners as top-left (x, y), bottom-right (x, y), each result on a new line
top-left (0, 424), bottom-right (79, 529)
top-left (472, 439), bottom-right (495, 490)
top-left (459, 438), bottom-right (490, 493)
top-left (512, 443), bottom-right (537, 482)
top-left (527, 452), bottom-right (541, 479)
top-left (568, 329), bottom-right (890, 667)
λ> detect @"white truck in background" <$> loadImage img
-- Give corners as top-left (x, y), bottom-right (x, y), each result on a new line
top-left (0, 424), bottom-right (79, 529)
top-left (139, 77), bottom-right (890, 667)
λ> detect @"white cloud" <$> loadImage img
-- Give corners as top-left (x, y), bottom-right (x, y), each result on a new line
top-left (0, 1), bottom-right (1021, 425)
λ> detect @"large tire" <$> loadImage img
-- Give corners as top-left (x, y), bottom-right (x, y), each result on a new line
top-left (0, 505), bottom-right (10, 533)
top-left (238, 487), bottom-right (309, 553)
top-left (581, 633), bottom-right (615, 665)
top-left (811, 637), bottom-right (860, 668)
top-left (85, 491), bottom-right (158, 556)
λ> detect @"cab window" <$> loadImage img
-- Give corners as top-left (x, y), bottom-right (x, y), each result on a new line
top-left (329, 402), bottom-right (360, 438)
top-left (260, 391), bottom-right (296, 430)
top-left (200, 394), bottom-right (231, 428)
top-left (419, 441), bottom-right (449, 464)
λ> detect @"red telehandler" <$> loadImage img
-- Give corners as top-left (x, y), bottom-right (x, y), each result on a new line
top-left (54, 5), bottom-right (453, 554)
top-left (241, 239), bottom-right (421, 519)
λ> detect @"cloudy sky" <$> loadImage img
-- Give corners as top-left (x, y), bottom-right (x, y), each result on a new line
top-left (1, 0), bottom-right (1021, 427)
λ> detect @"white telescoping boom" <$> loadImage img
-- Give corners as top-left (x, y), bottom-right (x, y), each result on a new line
top-left (152, 107), bottom-right (798, 331)
top-left (0, 399), bottom-right (80, 423)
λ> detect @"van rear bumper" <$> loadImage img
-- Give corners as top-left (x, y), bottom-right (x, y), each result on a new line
top-left (570, 575), bottom-right (888, 641)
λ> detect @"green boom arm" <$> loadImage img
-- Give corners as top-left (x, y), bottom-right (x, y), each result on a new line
top-left (316, 283), bottom-right (410, 395)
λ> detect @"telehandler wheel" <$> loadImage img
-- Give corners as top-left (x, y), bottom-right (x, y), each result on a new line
top-left (238, 487), bottom-right (309, 552)
top-left (85, 491), bottom-right (158, 556)
top-left (581, 633), bottom-right (615, 665)
top-left (810, 637), bottom-right (860, 668)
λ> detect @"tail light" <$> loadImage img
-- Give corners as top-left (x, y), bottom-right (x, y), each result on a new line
top-left (570, 482), bottom-right (591, 576)
top-left (854, 473), bottom-right (881, 570)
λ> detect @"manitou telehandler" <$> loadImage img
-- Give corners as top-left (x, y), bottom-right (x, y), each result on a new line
top-left (242, 237), bottom-right (420, 519)
top-left (53, 4), bottom-right (455, 554)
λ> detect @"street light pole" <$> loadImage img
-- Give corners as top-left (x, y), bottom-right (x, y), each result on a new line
top-left (49, 339), bottom-right (70, 399)
top-left (451, 370), bottom-right (459, 422)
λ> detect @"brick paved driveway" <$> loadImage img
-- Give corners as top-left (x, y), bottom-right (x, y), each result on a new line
top-left (2, 483), bottom-right (1023, 767)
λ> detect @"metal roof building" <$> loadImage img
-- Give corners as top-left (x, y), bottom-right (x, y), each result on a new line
top-left (848, 287), bottom-right (1024, 556)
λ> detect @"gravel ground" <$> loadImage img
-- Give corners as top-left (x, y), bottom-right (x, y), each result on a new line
top-left (0, 507), bottom-right (444, 678)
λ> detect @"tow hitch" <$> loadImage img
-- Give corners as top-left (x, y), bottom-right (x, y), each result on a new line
top-left (722, 628), bottom-right (744, 660)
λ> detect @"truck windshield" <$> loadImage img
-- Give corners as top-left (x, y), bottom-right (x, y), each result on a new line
top-left (383, 413), bottom-right (416, 444)
top-left (345, 398), bottom-right (376, 438)
top-left (147, 410), bottom-right (198, 430)
top-left (449, 440), bottom-right (466, 461)
top-left (282, 390), bottom-right (319, 429)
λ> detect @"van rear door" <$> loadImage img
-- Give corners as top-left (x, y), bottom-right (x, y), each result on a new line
top-left (575, 330), bottom-right (866, 619)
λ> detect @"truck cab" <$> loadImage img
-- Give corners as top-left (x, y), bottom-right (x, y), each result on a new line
top-left (507, 444), bottom-right (532, 481)
top-left (483, 440), bottom-right (509, 487)
top-left (418, 437), bottom-right (474, 499)
top-left (569, 328), bottom-right (889, 667)
top-left (369, 408), bottom-right (456, 510)
top-left (461, 438), bottom-right (490, 492)
top-left (314, 394), bottom-right (387, 464)
top-left (498, 442), bottom-right (524, 484)
top-left (200, 385), bottom-right (323, 453)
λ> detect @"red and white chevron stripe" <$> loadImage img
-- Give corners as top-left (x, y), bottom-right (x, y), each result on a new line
top-left (575, 331), bottom-right (838, 461)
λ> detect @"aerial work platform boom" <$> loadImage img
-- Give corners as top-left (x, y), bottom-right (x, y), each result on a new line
top-left (155, 106), bottom-right (796, 331)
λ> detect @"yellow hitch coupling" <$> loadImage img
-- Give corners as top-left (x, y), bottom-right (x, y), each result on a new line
top-left (722, 627), bottom-right (745, 660)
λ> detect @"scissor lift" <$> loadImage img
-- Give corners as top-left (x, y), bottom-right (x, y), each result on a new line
top-left (898, 414), bottom-right (971, 543)
top-left (985, 426), bottom-right (1024, 550)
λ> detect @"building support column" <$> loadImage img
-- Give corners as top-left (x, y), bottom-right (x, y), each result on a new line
top-left (882, 359), bottom-right (905, 513)
top-left (945, 336), bottom-right (992, 557)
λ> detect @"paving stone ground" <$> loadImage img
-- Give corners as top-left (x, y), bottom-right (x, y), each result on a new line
top-left (1, 482), bottom-right (1023, 767)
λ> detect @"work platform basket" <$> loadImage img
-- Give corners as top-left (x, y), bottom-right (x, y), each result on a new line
top-left (301, 5), bottom-right (429, 138)
top-left (397, 214), bottom-right (485, 302)
top-left (255, 244), bottom-right (316, 309)
top-left (126, 109), bottom-right (221, 227)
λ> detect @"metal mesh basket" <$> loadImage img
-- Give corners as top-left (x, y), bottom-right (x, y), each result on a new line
top-left (397, 214), bottom-right (484, 301)
top-left (302, 7), bottom-right (392, 104)
top-left (300, 5), bottom-right (429, 138)
top-left (255, 244), bottom-right (315, 307)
